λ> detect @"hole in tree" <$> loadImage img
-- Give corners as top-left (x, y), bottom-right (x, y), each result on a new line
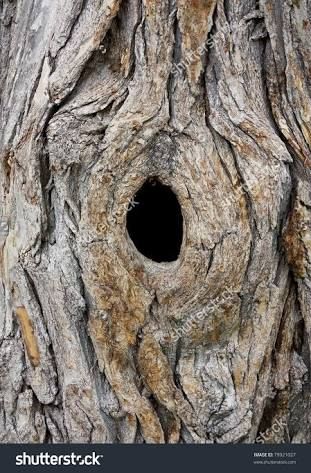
top-left (126, 179), bottom-right (183, 263)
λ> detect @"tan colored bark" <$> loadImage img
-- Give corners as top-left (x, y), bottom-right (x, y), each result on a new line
top-left (0, 0), bottom-right (310, 443)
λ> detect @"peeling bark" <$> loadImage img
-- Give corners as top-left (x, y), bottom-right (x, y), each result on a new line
top-left (0, 0), bottom-right (310, 443)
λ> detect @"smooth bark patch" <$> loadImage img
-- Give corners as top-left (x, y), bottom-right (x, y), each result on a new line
top-left (15, 307), bottom-right (40, 368)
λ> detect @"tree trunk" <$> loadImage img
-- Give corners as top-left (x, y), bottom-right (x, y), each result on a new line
top-left (0, 0), bottom-right (310, 444)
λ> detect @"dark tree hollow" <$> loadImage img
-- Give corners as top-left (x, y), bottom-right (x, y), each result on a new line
top-left (126, 179), bottom-right (183, 263)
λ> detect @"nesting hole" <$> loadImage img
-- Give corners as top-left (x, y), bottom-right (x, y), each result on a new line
top-left (126, 179), bottom-right (183, 263)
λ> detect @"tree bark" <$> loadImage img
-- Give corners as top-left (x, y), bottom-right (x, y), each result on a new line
top-left (0, 0), bottom-right (310, 443)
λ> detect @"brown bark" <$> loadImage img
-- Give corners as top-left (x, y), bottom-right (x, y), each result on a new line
top-left (0, 0), bottom-right (310, 443)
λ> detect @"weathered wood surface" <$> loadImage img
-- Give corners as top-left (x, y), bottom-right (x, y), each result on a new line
top-left (0, 0), bottom-right (310, 443)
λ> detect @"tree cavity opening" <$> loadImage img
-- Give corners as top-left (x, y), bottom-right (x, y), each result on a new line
top-left (126, 179), bottom-right (183, 263)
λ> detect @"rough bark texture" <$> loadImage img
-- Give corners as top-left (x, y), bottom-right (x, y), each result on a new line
top-left (0, 0), bottom-right (310, 444)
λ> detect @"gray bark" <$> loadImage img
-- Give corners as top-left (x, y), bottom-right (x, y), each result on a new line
top-left (0, 0), bottom-right (310, 443)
